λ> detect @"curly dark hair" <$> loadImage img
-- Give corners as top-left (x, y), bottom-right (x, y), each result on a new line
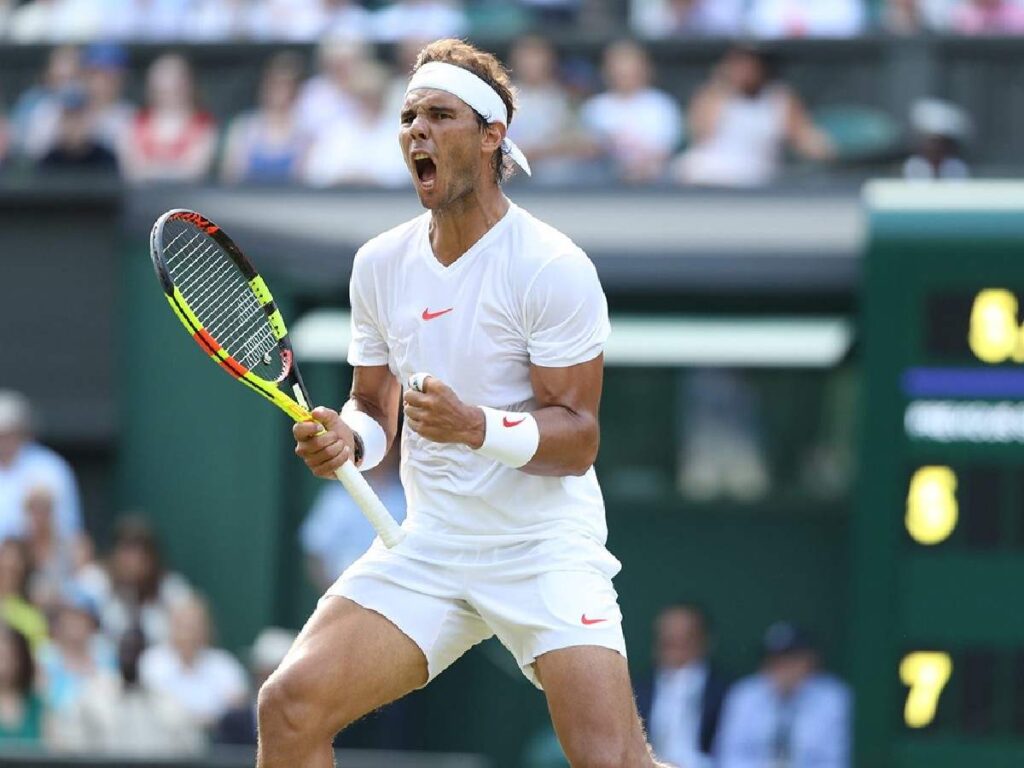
top-left (412, 39), bottom-right (518, 185)
top-left (0, 624), bottom-right (34, 696)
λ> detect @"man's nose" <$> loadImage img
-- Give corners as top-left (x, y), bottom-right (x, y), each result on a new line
top-left (409, 113), bottom-right (429, 140)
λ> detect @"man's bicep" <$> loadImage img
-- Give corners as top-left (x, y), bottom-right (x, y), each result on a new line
top-left (529, 355), bottom-right (604, 416)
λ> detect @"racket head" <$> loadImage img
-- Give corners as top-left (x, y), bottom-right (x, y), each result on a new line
top-left (149, 209), bottom-right (312, 423)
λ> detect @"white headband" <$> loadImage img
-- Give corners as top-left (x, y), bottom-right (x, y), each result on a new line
top-left (406, 61), bottom-right (531, 176)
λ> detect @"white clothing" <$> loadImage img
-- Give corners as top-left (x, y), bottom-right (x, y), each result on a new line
top-left (632, 0), bottom-right (746, 37)
top-left (328, 533), bottom-right (625, 688)
top-left (100, 571), bottom-right (194, 645)
top-left (745, 0), bottom-right (866, 38)
top-left (679, 86), bottom-right (789, 188)
top-left (139, 644), bottom-right (247, 725)
top-left (302, 113), bottom-right (408, 188)
top-left (347, 202), bottom-right (611, 550)
top-left (508, 84), bottom-right (575, 152)
top-left (716, 672), bottom-right (851, 768)
top-left (371, 1), bottom-right (467, 42)
top-left (649, 663), bottom-right (712, 768)
top-left (0, 442), bottom-right (82, 541)
top-left (294, 75), bottom-right (359, 139)
top-left (580, 88), bottom-right (683, 166)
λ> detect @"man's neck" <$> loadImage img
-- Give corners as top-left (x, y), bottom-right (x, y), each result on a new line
top-left (429, 185), bottom-right (509, 267)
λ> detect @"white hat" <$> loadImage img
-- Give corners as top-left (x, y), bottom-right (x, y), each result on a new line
top-left (0, 391), bottom-right (31, 434)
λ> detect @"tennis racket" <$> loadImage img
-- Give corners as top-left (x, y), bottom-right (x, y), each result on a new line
top-left (149, 208), bottom-right (405, 548)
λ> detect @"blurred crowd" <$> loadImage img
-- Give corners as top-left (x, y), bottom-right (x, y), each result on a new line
top-left (2, 0), bottom-right (1024, 42)
top-left (0, 31), bottom-right (976, 188)
top-left (0, 390), bottom-right (296, 755)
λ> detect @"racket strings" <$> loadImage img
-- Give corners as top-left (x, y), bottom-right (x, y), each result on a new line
top-left (163, 223), bottom-right (282, 376)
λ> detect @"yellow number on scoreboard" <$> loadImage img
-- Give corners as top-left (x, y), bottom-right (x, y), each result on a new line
top-left (969, 289), bottom-right (1024, 364)
top-left (900, 652), bottom-right (952, 729)
top-left (906, 466), bottom-right (958, 545)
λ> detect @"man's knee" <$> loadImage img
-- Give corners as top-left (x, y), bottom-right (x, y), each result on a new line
top-left (258, 667), bottom-right (353, 743)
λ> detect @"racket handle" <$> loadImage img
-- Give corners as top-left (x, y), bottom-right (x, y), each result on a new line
top-left (333, 461), bottom-right (405, 548)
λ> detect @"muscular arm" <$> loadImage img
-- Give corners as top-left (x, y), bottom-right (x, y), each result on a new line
top-left (293, 364), bottom-right (401, 479)
top-left (402, 355), bottom-right (604, 478)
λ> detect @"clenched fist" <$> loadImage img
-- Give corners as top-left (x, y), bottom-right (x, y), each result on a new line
top-left (403, 376), bottom-right (485, 448)
top-left (292, 407), bottom-right (358, 478)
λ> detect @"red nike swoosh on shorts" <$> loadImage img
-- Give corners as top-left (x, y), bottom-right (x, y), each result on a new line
top-left (581, 614), bottom-right (608, 626)
top-left (422, 307), bottom-right (454, 321)
top-left (502, 416), bottom-right (526, 427)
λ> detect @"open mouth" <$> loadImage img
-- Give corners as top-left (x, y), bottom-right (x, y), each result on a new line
top-left (412, 152), bottom-right (437, 189)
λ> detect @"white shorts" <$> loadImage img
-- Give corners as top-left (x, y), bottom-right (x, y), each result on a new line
top-left (324, 534), bottom-right (627, 689)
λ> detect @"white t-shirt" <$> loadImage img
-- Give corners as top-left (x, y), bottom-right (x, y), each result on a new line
top-left (139, 644), bottom-right (247, 725)
top-left (348, 202), bottom-right (611, 556)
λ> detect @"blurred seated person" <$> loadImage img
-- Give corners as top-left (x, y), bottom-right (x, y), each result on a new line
top-left (248, 0), bottom-right (372, 41)
top-left (0, 624), bottom-right (42, 742)
top-left (99, 515), bottom-right (193, 645)
top-left (580, 40), bottom-right (683, 183)
top-left (949, 0), bottom-right (1024, 32)
top-left (0, 390), bottom-right (82, 543)
top-left (82, 43), bottom-right (135, 157)
top-left (507, 36), bottom-right (590, 184)
top-left (38, 589), bottom-right (115, 716)
top-left (294, 38), bottom-right (366, 138)
top-left (631, 0), bottom-right (746, 37)
top-left (675, 45), bottom-right (834, 188)
top-left (300, 445), bottom-right (407, 592)
top-left (904, 98), bottom-right (971, 181)
top-left (24, 484), bottom-right (75, 614)
top-left (221, 52), bottom-right (307, 184)
top-left (214, 626), bottom-right (295, 745)
top-left (636, 603), bottom-right (729, 768)
top-left (120, 54), bottom-right (216, 183)
top-left (302, 61), bottom-right (408, 187)
top-left (716, 622), bottom-right (851, 768)
top-left (10, 45), bottom-right (81, 161)
top-left (52, 626), bottom-right (204, 755)
top-left (37, 86), bottom-right (118, 174)
top-left (0, 540), bottom-right (47, 650)
top-left (745, 0), bottom-right (866, 37)
top-left (372, 0), bottom-right (468, 42)
top-left (139, 593), bottom-right (247, 728)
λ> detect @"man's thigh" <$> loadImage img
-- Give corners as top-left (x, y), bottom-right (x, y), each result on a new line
top-left (267, 595), bottom-right (428, 736)
top-left (535, 645), bottom-right (655, 768)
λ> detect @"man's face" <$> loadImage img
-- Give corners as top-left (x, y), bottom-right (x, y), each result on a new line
top-left (655, 607), bottom-right (707, 669)
top-left (0, 430), bottom-right (23, 465)
top-left (766, 651), bottom-right (817, 695)
top-left (400, 89), bottom-right (492, 210)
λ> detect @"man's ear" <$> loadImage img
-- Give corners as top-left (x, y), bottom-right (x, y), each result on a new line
top-left (481, 121), bottom-right (505, 154)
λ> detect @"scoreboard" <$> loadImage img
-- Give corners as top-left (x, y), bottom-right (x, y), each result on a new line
top-left (855, 181), bottom-right (1024, 768)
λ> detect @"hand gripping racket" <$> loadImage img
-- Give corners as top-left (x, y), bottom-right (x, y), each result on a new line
top-left (149, 209), bottom-right (405, 548)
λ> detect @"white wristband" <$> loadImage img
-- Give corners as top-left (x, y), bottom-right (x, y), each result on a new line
top-left (340, 402), bottom-right (387, 472)
top-left (473, 406), bottom-right (539, 469)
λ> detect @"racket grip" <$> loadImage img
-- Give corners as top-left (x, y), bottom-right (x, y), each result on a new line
top-left (333, 461), bottom-right (405, 548)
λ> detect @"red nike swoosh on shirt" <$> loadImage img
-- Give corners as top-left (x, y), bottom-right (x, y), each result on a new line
top-left (581, 614), bottom-right (608, 626)
top-left (422, 307), bottom-right (454, 321)
top-left (502, 416), bottom-right (526, 428)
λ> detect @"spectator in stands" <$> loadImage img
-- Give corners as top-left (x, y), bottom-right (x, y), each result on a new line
top-left (215, 626), bottom-right (295, 745)
top-left (717, 622), bottom-right (851, 768)
top-left (300, 447), bottom-right (407, 591)
top-left (674, 45), bottom-right (834, 188)
top-left (745, 0), bottom-right (867, 37)
top-left (82, 43), bottom-right (135, 157)
top-left (636, 603), bottom-right (729, 768)
top-left (52, 626), bottom-right (205, 755)
top-left (904, 98), bottom-right (972, 180)
top-left (581, 40), bottom-right (683, 183)
top-left (104, 0), bottom-right (191, 41)
top-left (0, 624), bottom-right (42, 742)
top-left (948, 0), bottom-right (1024, 32)
top-left (139, 593), bottom-right (248, 728)
top-left (38, 589), bottom-right (115, 716)
top-left (507, 36), bottom-right (588, 184)
top-left (0, 391), bottom-right (82, 544)
top-left (10, 46), bottom-right (81, 162)
top-left (0, 540), bottom-right (46, 651)
top-left (302, 61), bottom-right (408, 187)
top-left (632, 0), bottom-right (746, 37)
top-left (37, 85), bottom-right (119, 173)
top-left (119, 54), bottom-right (217, 183)
top-left (24, 484), bottom-right (75, 614)
top-left (373, 0), bottom-right (468, 42)
top-left (99, 516), bottom-right (193, 645)
top-left (882, 0), bottom-right (926, 33)
top-left (221, 52), bottom-right (307, 184)
top-left (248, 0), bottom-right (372, 41)
top-left (294, 38), bottom-right (366, 138)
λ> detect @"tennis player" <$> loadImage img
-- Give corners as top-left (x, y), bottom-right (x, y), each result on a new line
top-left (259, 39), bottom-right (669, 768)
